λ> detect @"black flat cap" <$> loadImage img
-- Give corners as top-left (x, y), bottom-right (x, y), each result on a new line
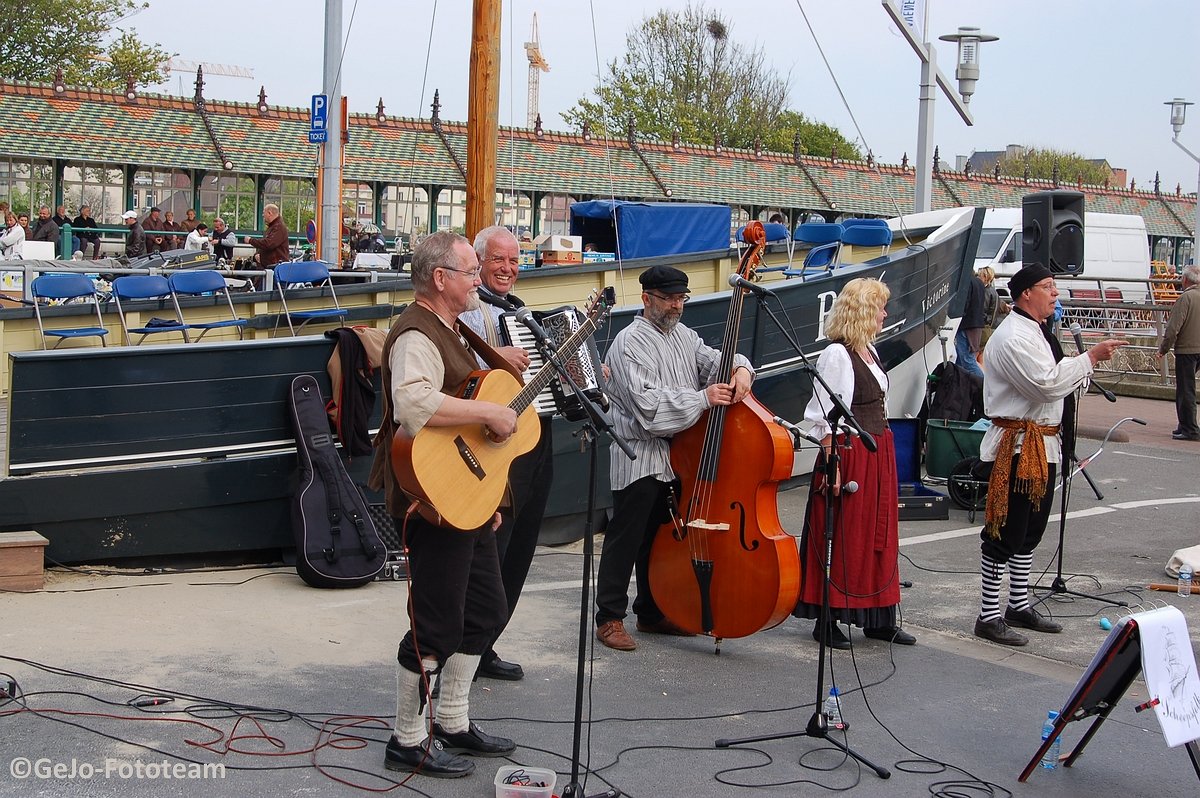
top-left (639, 264), bottom-right (690, 294)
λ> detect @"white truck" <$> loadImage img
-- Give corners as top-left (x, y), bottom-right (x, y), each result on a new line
top-left (974, 208), bottom-right (1151, 302)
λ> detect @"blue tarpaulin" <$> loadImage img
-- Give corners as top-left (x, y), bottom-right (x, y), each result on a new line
top-left (569, 201), bottom-right (731, 260)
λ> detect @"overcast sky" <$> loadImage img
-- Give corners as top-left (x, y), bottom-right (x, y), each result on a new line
top-left (127, 0), bottom-right (1199, 194)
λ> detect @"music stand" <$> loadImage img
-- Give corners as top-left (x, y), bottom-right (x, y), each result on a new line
top-left (1032, 416), bottom-right (1144, 609)
top-left (1019, 613), bottom-right (1200, 782)
top-left (714, 290), bottom-right (889, 780)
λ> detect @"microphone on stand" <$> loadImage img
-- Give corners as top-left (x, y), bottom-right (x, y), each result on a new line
top-left (729, 273), bottom-right (775, 298)
top-left (1068, 322), bottom-right (1118, 403)
top-left (772, 415), bottom-right (824, 448)
top-left (842, 480), bottom-right (859, 494)
top-left (514, 306), bottom-right (553, 345)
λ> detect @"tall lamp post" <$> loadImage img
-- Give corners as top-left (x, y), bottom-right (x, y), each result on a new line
top-left (1166, 98), bottom-right (1199, 266)
top-left (883, 1), bottom-right (997, 213)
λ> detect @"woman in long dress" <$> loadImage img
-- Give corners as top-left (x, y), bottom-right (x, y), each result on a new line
top-left (792, 278), bottom-right (914, 649)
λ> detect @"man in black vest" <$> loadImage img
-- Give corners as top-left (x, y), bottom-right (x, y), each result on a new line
top-left (369, 231), bottom-right (517, 778)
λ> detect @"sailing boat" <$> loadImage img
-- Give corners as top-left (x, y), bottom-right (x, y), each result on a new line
top-left (0, 0), bottom-right (982, 562)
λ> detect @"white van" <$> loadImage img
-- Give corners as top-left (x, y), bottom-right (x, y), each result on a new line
top-left (974, 208), bottom-right (1151, 301)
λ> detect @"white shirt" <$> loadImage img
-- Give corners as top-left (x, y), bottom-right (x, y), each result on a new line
top-left (802, 343), bottom-right (887, 440)
top-left (0, 224), bottom-right (25, 259)
top-left (184, 230), bottom-right (211, 251)
top-left (604, 315), bottom-right (752, 491)
top-left (979, 310), bottom-right (1092, 464)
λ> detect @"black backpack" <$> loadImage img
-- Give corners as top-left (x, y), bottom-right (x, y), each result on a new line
top-left (288, 374), bottom-right (385, 588)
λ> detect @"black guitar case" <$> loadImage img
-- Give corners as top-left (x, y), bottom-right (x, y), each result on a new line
top-left (288, 374), bottom-right (385, 588)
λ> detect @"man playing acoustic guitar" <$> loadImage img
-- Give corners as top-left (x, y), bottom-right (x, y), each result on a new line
top-left (369, 231), bottom-right (518, 778)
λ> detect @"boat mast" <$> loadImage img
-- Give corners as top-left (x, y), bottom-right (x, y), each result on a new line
top-left (319, 0), bottom-right (344, 264)
top-left (466, 0), bottom-right (500, 240)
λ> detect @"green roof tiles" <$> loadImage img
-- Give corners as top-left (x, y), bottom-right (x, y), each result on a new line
top-left (0, 80), bottom-right (1192, 238)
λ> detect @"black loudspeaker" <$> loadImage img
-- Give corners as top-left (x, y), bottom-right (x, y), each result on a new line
top-left (1022, 190), bottom-right (1085, 275)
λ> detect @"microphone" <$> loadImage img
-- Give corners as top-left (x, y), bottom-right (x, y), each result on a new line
top-left (1069, 323), bottom-right (1117, 403)
top-left (728, 273), bottom-right (775, 298)
top-left (514, 306), bottom-right (553, 345)
top-left (842, 480), bottom-right (859, 494)
top-left (772, 415), bottom-right (824, 447)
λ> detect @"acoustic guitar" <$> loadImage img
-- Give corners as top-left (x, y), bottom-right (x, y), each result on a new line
top-left (391, 288), bottom-right (614, 530)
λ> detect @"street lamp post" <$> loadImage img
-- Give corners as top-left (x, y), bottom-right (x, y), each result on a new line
top-left (1166, 98), bottom-right (1199, 266)
top-left (882, 2), bottom-right (997, 214)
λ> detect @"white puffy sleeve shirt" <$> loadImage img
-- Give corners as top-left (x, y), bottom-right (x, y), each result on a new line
top-left (802, 343), bottom-right (887, 440)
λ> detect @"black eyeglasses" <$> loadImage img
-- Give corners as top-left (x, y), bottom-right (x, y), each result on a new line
top-left (646, 291), bottom-right (688, 304)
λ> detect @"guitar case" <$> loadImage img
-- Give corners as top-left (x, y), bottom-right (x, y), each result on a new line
top-left (288, 374), bottom-right (385, 588)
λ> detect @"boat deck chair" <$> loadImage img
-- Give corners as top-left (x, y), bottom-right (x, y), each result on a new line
top-left (169, 270), bottom-right (249, 342)
top-left (784, 222), bottom-right (844, 279)
top-left (272, 260), bottom-right (347, 336)
top-left (841, 220), bottom-right (893, 259)
top-left (112, 274), bottom-right (190, 346)
top-left (30, 273), bottom-right (109, 349)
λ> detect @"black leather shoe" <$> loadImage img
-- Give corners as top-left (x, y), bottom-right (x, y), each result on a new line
top-left (477, 655), bottom-right (524, 681)
top-left (431, 721), bottom-right (516, 757)
top-left (1004, 606), bottom-right (1063, 633)
top-left (384, 736), bottom-right (475, 778)
top-left (812, 622), bottom-right (851, 650)
top-left (1172, 431), bottom-right (1200, 441)
top-left (864, 626), bottom-right (917, 645)
top-left (974, 616), bottom-right (1028, 646)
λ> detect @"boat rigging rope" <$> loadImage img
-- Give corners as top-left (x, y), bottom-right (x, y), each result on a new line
top-left (793, 0), bottom-right (915, 247)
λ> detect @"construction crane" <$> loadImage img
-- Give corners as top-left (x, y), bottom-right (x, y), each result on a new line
top-left (524, 13), bottom-right (549, 128)
top-left (166, 59), bottom-right (254, 80)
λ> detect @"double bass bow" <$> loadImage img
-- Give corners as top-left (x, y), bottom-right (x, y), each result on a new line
top-left (647, 221), bottom-right (801, 650)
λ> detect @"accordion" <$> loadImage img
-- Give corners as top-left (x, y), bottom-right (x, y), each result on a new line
top-left (499, 305), bottom-right (606, 420)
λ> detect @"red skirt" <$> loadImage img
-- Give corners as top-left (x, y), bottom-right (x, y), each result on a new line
top-left (794, 428), bottom-right (902, 628)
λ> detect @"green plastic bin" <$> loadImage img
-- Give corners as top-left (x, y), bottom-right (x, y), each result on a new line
top-left (925, 419), bottom-right (986, 478)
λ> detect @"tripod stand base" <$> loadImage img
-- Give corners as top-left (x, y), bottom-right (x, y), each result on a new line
top-left (561, 785), bottom-right (620, 798)
top-left (1033, 576), bottom-right (1128, 608)
top-left (716, 712), bottom-right (891, 779)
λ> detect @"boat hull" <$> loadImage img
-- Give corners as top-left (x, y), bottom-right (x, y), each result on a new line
top-left (0, 208), bottom-right (982, 561)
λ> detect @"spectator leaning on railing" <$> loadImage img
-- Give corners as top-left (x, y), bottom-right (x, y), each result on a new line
top-left (1156, 264), bottom-right (1200, 442)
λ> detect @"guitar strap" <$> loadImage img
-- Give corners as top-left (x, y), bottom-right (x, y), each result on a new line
top-left (459, 323), bottom-right (523, 381)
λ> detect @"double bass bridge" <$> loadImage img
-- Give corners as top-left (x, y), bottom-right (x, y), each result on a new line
top-left (686, 520), bottom-right (731, 532)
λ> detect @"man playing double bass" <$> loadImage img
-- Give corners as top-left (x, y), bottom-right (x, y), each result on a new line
top-left (595, 264), bottom-right (754, 651)
top-left (369, 231), bottom-right (517, 778)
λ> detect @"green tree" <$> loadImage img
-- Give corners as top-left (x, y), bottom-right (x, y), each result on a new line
top-left (763, 111), bottom-right (861, 161)
top-left (995, 147), bottom-right (1113, 186)
top-left (563, 3), bottom-right (858, 159)
top-left (0, 0), bottom-right (170, 89)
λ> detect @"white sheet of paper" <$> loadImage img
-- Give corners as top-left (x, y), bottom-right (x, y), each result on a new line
top-left (1136, 606), bottom-right (1200, 747)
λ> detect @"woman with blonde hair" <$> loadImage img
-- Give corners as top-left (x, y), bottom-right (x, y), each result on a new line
top-left (792, 278), bottom-right (912, 648)
top-left (978, 266), bottom-right (1008, 351)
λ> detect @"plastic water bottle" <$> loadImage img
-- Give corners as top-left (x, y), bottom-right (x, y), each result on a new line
top-left (1179, 565), bottom-right (1193, 597)
top-left (823, 686), bottom-right (844, 730)
top-left (1040, 710), bottom-right (1061, 770)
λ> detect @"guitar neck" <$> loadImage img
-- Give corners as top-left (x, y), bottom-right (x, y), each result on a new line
top-left (509, 317), bottom-right (600, 415)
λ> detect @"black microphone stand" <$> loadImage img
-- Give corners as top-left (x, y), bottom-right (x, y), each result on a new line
top-left (1032, 415), bottom-right (1144, 609)
top-left (714, 290), bottom-right (889, 780)
top-left (530, 331), bottom-right (631, 798)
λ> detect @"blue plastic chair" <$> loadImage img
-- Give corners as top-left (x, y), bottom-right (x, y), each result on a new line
top-left (785, 222), bottom-right (845, 279)
top-left (30, 274), bottom-right (109, 349)
top-left (169, 270), bottom-right (249, 342)
top-left (112, 274), bottom-right (190, 345)
top-left (842, 223), bottom-right (893, 254)
top-left (736, 223), bottom-right (791, 243)
top-left (272, 260), bottom-right (347, 336)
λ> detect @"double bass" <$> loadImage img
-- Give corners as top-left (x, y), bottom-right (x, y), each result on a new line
top-left (647, 222), bottom-right (800, 648)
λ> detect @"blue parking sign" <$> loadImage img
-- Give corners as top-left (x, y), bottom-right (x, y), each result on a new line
top-left (311, 94), bottom-right (328, 131)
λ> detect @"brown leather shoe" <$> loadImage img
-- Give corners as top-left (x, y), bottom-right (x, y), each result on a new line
top-left (636, 616), bottom-right (696, 636)
top-left (596, 619), bottom-right (637, 651)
